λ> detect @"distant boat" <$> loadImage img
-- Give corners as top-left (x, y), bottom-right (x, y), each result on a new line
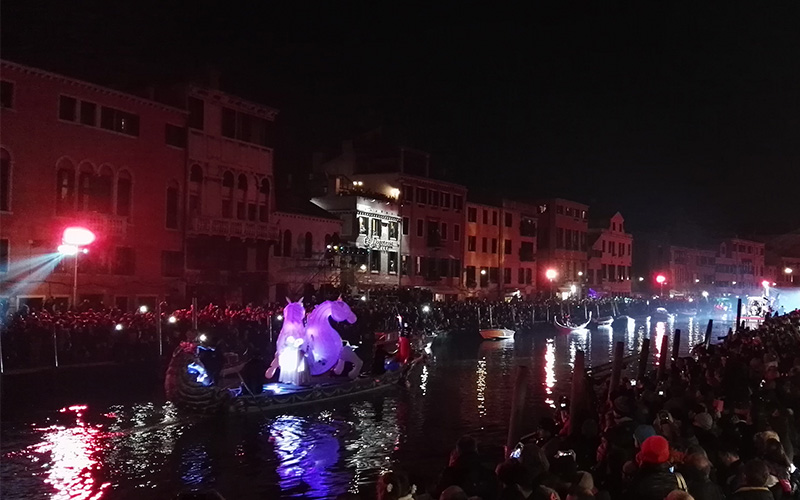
top-left (678, 308), bottom-right (698, 316)
top-left (554, 312), bottom-right (592, 334)
top-left (480, 328), bottom-right (515, 341)
top-left (593, 316), bottom-right (614, 326)
top-left (650, 307), bottom-right (674, 321)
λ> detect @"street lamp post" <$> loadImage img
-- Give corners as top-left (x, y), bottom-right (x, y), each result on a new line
top-left (58, 227), bottom-right (96, 308)
top-left (656, 274), bottom-right (666, 297)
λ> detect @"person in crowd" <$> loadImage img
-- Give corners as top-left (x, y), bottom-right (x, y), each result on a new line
top-left (678, 452), bottom-right (724, 500)
top-left (378, 470), bottom-right (415, 500)
top-left (435, 436), bottom-right (495, 499)
top-left (626, 435), bottom-right (685, 500)
top-left (731, 459), bottom-right (776, 500)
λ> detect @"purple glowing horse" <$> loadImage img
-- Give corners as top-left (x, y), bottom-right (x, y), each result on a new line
top-left (305, 298), bottom-right (357, 376)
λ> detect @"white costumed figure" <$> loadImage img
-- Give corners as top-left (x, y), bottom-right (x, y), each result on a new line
top-left (277, 335), bottom-right (310, 386)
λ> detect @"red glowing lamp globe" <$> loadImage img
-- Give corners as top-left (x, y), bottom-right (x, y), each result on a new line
top-left (62, 227), bottom-right (96, 246)
top-left (656, 275), bottom-right (666, 284)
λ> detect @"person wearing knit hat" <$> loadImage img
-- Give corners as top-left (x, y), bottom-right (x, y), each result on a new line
top-left (634, 425), bottom-right (657, 448)
top-left (693, 412), bottom-right (714, 432)
top-left (628, 436), bottom-right (686, 500)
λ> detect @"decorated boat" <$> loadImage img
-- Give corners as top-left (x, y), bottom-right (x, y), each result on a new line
top-left (650, 307), bottom-right (674, 321)
top-left (479, 328), bottom-right (515, 340)
top-left (553, 312), bottom-right (592, 334)
top-left (165, 298), bottom-right (412, 414)
top-left (592, 315), bottom-right (614, 326)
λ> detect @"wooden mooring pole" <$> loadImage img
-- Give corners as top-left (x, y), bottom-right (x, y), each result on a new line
top-left (637, 338), bottom-right (651, 381)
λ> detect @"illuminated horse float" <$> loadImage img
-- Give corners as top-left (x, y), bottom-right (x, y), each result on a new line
top-left (165, 298), bottom-right (406, 414)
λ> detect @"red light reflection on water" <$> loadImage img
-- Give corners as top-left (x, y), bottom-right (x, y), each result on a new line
top-left (544, 339), bottom-right (556, 408)
top-left (23, 405), bottom-right (111, 499)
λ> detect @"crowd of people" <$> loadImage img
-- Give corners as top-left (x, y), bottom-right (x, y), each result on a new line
top-left (0, 295), bottom-right (649, 370)
top-left (372, 309), bottom-right (800, 500)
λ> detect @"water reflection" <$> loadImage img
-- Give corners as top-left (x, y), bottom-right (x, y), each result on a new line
top-left (544, 339), bottom-right (556, 408)
top-left (476, 358), bottom-right (487, 418)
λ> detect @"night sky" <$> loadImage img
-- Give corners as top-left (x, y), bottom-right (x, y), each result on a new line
top-left (3, 2), bottom-right (799, 236)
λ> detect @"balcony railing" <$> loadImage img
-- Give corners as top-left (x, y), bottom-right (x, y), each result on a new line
top-left (58, 212), bottom-right (128, 238)
top-left (189, 216), bottom-right (279, 240)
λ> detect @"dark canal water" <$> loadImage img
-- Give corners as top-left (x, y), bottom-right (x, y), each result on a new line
top-left (1, 315), bottom-right (734, 499)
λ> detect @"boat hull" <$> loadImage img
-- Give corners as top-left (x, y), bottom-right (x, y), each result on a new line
top-left (480, 328), bottom-right (515, 340)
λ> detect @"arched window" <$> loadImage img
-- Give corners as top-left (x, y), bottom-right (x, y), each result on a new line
top-left (95, 165), bottom-right (114, 213)
top-left (237, 174), bottom-right (248, 220)
top-left (166, 181), bottom-right (180, 229)
top-left (0, 148), bottom-right (10, 212)
top-left (304, 232), bottom-right (313, 258)
top-left (116, 170), bottom-right (132, 217)
top-left (56, 158), bottom-right (75, 214)
top-left (77, 162), bottom-right (94, 211)
top-left (221, 171), bottom-right (234, 218)
top-left (189, 164), bottom-right (203, 217)
top-left (282, 229), bottom-right (292, 257)
top-left (259, 178), bottom-right (270, 222)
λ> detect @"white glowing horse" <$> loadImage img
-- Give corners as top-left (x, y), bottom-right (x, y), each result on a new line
top-left (305, 298), bottom-right (358, 376)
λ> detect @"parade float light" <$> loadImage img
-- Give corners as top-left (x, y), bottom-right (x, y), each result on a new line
top-left (115, 324), bottom-right (123, 331)
top-left (139, 305), bottom-right (148, 313)
top-left (198, 333), bottom-right (208, 343)
top-left (639, 277), bottom-right (644, 282)
top-left (359, 264), bottom-right (367, 271)
top-left (276, 314), bottom-right (283, 321)
top-left (168, 316), bottom-right (177, 324)
top-left (702, 291), bottom-right (709, 298)
top-left (422, 305), bottom-right (431, 313)
top-left (695, 279), bottom-right (700, 283)
top-left (360, 295), bottom-right (367, 301)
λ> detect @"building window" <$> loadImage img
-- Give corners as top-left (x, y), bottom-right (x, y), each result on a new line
top-left (417, 219), bottom-right (424, 237)
top-left (402, 184), bottom-right (414, 202)
top-left (466, 266), bottom-right (477, 287)
top-left (451, 259), bottom-right (461, 278)
top-left (453, 195), bottom-right (463, 211)
top-left (441, 192), bottom-right (450, 208)
top-left (401, 255), bottom-right (410, 275)
top-left (115, 247), bottom-right (136, 275)
top-left (504, 268), bottom-right (512, 284)
top-left (371, 218), bottom-right (382, 238)
top-left (492, 211), bottom-right (498, 225)
top-left (0, 149), bottom-right (9, 212)
top-left (304, 232), bottom-right (313, 258)
top-left (526, 268), bottom-right (532, 284)
top-left (282, 230), bottom-right (292, 257)
top-left (358, 216), bottom-right (368, 235)
top-left (388, 252), bottom-right (398, 274)
top-left (468, 207), bottom-right (477, 222)
top-left (482, 237), bottom-right (488, 253)
top-left (414, 256), bottom-right (422, 275)
top-left (162, 251), bottom-right (183, 277)
top-left (220, 108), bottom-right (273, 147)
top-left (259, 178), bottom-right (270, 222)
top-left (505, 213), bottom-right (512, 227)
top-left (59, 96), bottom-right (77, 121)
top-left (489, 267), bottom-right (499, 284)
top-left (402, 217), bottom-right (410, 235)
top-left (165, 124), bottom-right (187, 148)
top-left (480, 267), bottom-right (489, 287)
top-left (518, 268), bottom-right (525, 285)
top-left (556, 205), bottom-right (564, 215)
top-left (222, 107), bottom-right (237, 138)
top-left (491, 238), bottom-right (498, 253)
top-left (222, 171), bottom-right (234, 218)
top-left (100, 106), bottom-right (139, 136)
top-left (0, 238), bottom-right (8, 273)
top-left (520, 242), bottom-right (534, 261)
top-left (116, 170), bottom-right (132, 217)
top-left (80, 101), bottom-right (97, 126)
top-left (237, 174), bottom-right (248, 220)
top-left (520, 217), bottom-right (536, 237)
top-left (468, 236), bottom-right (476, 252)
top-left (441, 223), bottom-right (448, 240)
top-left (556, 228), bottom-right (564, 249)
top-left (416, 187), bottom-right (427, 205)
top-left (248, 203), bottom-right (257, 221)
top-left (77, 164), bottom-right (93, 211)
top-left (0, 80), bottom-right (14, 109)
top-left (504, 239), bottom-right (512, 254)
top-left (430, 190), bottom-right (440, 207)
top-left (454, 224), bottom-right (461, 242)
top-left (188, 97), bottom-right (204, 130)
top-left (388, 222), bottom-right (398, 240)
top-left (166, 182), bottom-right (180, 229)
top-left (483, 210), bottom-right (488, 224)
top-left (370, 250), bottom-right (381, 273)
top-left (188, 165), bottom-right (203, 217)
top-left (56, 159), bottom-right (75, 214)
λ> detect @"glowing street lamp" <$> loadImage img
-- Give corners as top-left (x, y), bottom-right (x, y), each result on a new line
top-left (168, 316), bottom-right (177, 324)
top-left (139, 305), bottom-right (149, 314)
top-left (656, 274), bottom-right (666, 297)
top-left (701, 290), bottom-right (709, 298)
top-left (59, 226), bottom-right (96, 308)
top-left (422, 305), bottom-right (431, 313)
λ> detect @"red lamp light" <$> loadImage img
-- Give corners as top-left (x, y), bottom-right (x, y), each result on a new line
top-left (656, 275), bottom-right (666, 284)
top-left (62, 227), bottom-right (96, 246)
